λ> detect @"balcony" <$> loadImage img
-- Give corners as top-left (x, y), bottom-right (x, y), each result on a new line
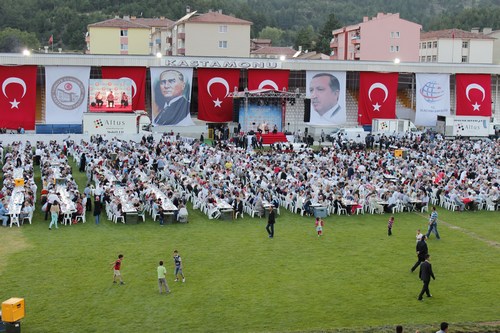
top-left (177, 48), bottom-right (185, 55)
top-left (330, 38), bottom-right (338, 48)
top-left (351, 36), bottom-right (361, 44)
top-left (177, 32), bottom-right (185, 39)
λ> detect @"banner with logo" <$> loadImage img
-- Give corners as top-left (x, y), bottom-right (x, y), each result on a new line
top-left (415, 73), bottom-right (450, 126)
top-left (455, 74), bottom-right (491, 117)
top-left (197, 68), bottom-right (240, 122)
top-left (248, 69), bottom-right (289, 91)
top-left (305, 71), bottom-right (346, 125)
top-left (150, 67), bottom-right (194, 126)
top-left (358, 72), bottom-right (398, 125)
top-left (0, 65), bottom-right (37, 130)
top-left (45, 66), bottom-right (90, 124)
top-left (101, 67), bottom-right (146, 110)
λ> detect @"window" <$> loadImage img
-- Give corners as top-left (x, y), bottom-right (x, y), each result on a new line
top-left (391, 45), bottom-right (399, 52)
top-left (219, 25), bottom-right (228, 33)
top-left (120, 29), bottom-right (128, 37)
top-left (218, 40), bottom-right (228, 48)
top-left (422, 42), bottom-right (427, 49)
top-left (427, 42), bottom-right (432, 48)
top-left (462, 41), bottom-right (469, 48)
top-left (426, 56), bottom-right (431, 62)
top-left (432, 55), bottom-right (437, 62)
top-left (420, 56), bottom-right (426, 62)
top-left (433, 41), bottom-right (437, 48)
top-left (462, 56), bottom-right (468, 63)
top-left (391, 31), bottom-right (400, 38)
top-left (120, 44), bottom-right (128, 50)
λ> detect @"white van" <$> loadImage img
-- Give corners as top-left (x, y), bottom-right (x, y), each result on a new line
top-left (327, 128), bottom-right (368, 144)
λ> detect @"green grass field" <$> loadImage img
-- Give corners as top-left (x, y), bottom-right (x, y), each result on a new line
top-left (0, 161), bottom-right (499, 333)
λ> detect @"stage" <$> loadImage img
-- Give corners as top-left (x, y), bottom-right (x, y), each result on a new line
top-left (256, 132), bottom-right (288, 144)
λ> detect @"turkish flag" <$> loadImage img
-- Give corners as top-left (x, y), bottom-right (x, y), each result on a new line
top-left (358, 72), bottom-right (398, 125)
top-left (456, 74), bottom-right (491, 117)
top-left (248, 69), bottom-right (289, 91)
top-left (197, 68), bottom-right (240, 122)
top-left (101, 67), bottom-right (146, 110)
top-left (0, 66), bottom-right (37, 130)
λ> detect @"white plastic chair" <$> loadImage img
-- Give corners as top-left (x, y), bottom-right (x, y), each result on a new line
top-left (22, 211), bottom-right (34, 225)
top-left (337, 203), bottom-right (347, 216)
top-left (76, 212), bottom-right (86, 223)
top-left (10, 214), bottom-right (20, 227)
top-left (114, 214), bottom-right (125, 224)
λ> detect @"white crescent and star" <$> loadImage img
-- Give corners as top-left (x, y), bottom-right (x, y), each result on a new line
top-left (368, 83), bottom-right (388, 111)
top-left (2, 77), bottom-right (27, 109)
top-left (207, 77), bottom-right (230, 108)
top-left (465, 83), bottom-right (485, 111)
top-left (258, 80), bottom-right (279, 90)
top-left (119, 77), bottom-right (137, 98)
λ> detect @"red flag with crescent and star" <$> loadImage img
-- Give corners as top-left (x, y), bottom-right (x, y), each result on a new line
top-left (358, 72), bottom-right (398, 125)
top-left (455, 74), bottom-right (491, 117)
top-left (248, 69), bottom-right (289, 91)
top-left (101, 67), bottom-right (146, 111)
top-left (197, 68), bottom-right (240, 122)
top-left (0, 65), bottom-right (37, 130)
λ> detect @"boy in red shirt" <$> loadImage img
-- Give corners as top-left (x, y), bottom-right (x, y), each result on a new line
top-left (111, 254), bottom-right (125, 285)
top-left (315, 217), bottom-right (324, 237)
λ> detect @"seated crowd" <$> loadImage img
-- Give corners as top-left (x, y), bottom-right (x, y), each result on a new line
top-left (1, 132), bottom-right (499, 227)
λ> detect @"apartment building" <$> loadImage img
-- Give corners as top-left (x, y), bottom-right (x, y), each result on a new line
top-left (419, 28), bottom-right (495, 64)
top-left (330, 13), bottom-right (421, 62)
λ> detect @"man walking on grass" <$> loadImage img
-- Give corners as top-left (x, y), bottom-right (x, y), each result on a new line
top-left (426, 206), bottom-right (440, 239)
top-left (411, 235), bottom-right (428, 272)
top-left (418, 254), bottom-right (435, 301)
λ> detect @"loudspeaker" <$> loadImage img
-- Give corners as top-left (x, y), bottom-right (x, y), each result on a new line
top-left (232, 98), bottom-right (240, 122)
top-left (304, 99), bottom-right (311, 122)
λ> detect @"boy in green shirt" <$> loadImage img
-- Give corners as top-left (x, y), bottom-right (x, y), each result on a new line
top-left (157, 261), bottom-right (170, 294)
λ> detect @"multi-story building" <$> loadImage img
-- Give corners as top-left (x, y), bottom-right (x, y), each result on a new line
top-left (158, 10), bottom-right (252, 57)
top-left (485, 29), bottom-right (500, 64)
top-left (330, 13), bottom-right (421, 62)
top-left (86, 16), bottom-right (173, 55)
top-left (419, 28), bottom-right (495, 64)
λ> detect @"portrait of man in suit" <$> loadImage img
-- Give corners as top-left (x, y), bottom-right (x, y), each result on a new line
top-left (153, 69), bottom-right (194, 126)
top-left (306, 72), bottom-right (346, 125)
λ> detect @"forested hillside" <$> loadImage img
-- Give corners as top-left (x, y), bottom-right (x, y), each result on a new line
top-left (0, 0), bottom-right (499, 53)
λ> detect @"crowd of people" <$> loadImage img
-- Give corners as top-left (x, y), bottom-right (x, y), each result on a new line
top-left (56, 131), bottom-right (499, 226)
top-left (0, 131), bottom-right (498, 229)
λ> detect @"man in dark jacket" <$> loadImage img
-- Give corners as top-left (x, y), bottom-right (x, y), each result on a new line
top-left (418, 254), bottom-right (435, 301)
top-left (411, 235), bottom-right (428, 272)
top-left (266, 206), bottom-right (275, 238)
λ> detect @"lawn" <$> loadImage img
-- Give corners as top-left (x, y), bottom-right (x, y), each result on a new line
top-left (0, 161), bottom-right (499, 333)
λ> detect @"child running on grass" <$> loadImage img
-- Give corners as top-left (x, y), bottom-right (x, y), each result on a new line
top-left (173, 250), bottom-right (185, 282)
top-left (315, 217), bottom-right (324, 237)
top-left (388, 216), bottom-right (395, 236)
top-left (111, 254), bottom-right (125, 285)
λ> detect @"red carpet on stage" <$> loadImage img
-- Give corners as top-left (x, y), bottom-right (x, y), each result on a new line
top-left (256, 132), bottom-right (288, 144)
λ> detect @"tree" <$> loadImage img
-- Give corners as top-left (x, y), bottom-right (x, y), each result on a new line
top-left (295, 25), bottom-right (315, 51)
top-left (0, 28), bottom-right (40, 53)
top-left (315, 13), bottom-right (341, 54)
top-left (258, 26), bottom-right (285, 46)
